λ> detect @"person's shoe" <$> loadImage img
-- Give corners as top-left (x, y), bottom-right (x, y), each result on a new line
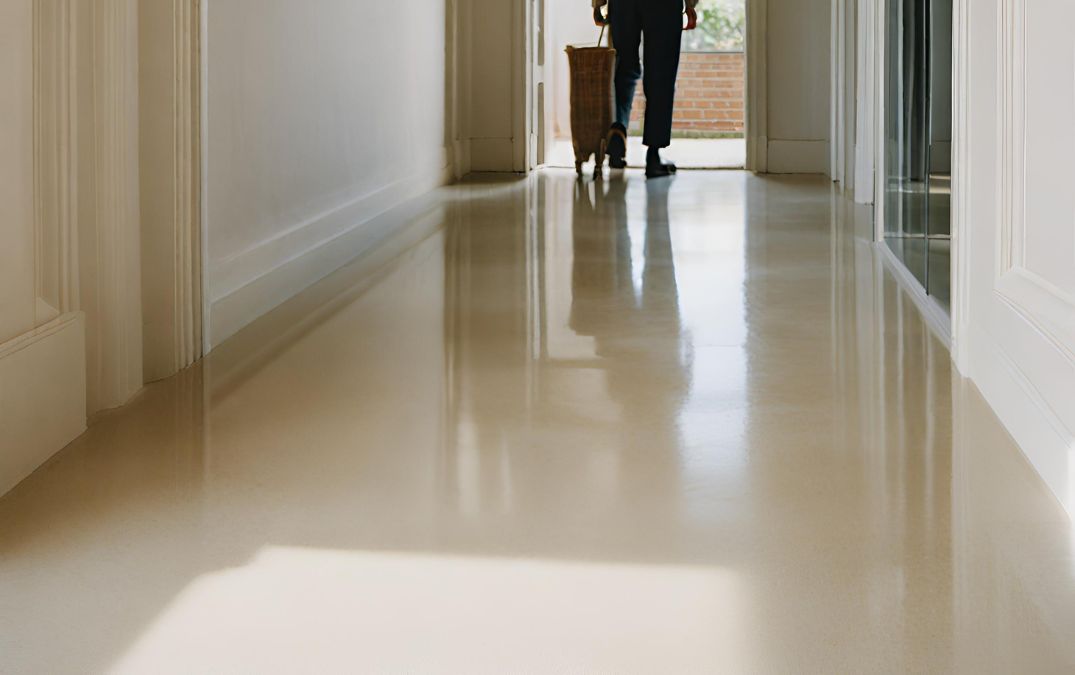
top-left (645, 147), bottom-right (677, 179)
top-left (607, 125), bottom-right (628, 169)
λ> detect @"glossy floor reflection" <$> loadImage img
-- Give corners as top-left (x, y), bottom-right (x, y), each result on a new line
top-left (2, 171), bottom-right (1074, 673)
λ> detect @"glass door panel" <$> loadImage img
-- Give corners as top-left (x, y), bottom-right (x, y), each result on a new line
top-left (884, 0), bottom-right (952, 310)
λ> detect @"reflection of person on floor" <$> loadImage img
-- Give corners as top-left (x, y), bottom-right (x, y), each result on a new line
top-left (569, 179), bottom-right (689, 475)
top-left (593, 0), bottom-right (697, 179)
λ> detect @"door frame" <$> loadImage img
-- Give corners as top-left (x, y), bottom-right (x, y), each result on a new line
top-left (865, 0), bottom-right (967, 365)
top-left (33, 0), bottom-right (206, 409)
top-left (745, 0), bottom-right (768, 172)
top-left (853, 0), bottom-right (878, 204)
top-left (140, 0), bottom-right (206, 381)
top-left (527, 0), bottom-right (762, 173)
top-left (948, 0), bottom-right (970, 373)
top-left (35, 0), bottom-right (146, 413)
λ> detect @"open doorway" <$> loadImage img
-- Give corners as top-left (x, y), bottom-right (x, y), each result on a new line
top-left (544, 0), bottom-right (747, 171)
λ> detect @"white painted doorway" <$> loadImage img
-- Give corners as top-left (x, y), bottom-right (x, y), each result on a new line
top-left (537, 0), bottom-right (752, 172)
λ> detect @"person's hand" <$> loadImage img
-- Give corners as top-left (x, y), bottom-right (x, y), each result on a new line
top-left (684, 6), bottom-right (698, 30)
top-left (593, 6), bottom-right (609, 26)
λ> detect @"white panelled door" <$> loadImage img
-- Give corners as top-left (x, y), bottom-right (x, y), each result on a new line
top-left (0, 0), bottom-right (87, 496)
top-left (969, 0), bottom-right (1075, 514)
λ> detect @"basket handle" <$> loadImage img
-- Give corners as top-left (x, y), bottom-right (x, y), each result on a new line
top-left (594, 6), bottom-right (610, 47)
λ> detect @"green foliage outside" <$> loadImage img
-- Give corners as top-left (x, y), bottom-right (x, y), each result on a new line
top-left (683, 0), bottom-right (746, 52)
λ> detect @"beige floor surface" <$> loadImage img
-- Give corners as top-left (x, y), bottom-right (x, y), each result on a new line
top-left (1, 171), bottom-right (1073, 673)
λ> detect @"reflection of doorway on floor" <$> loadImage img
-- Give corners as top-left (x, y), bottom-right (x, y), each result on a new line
top-left (548, 137), bottom-right (746, 169)
top-left (546, 0), bottom-right (746, 170)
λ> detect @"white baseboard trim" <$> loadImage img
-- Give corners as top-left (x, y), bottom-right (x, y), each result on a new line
top-left (766, 139), bottom-right (830, 174)
top-left (211, 153), bottom-right (449, 302)
top-left (207, 205), bottom-right (448, 398)
top-left (970, 330), bottom-right (1075, 517)
top-left (0, 312), bottom-right (86, 497)
top-left (876, 241), bottom-right (953, 349)
top-left (208, 165), bottom-right (450, 348)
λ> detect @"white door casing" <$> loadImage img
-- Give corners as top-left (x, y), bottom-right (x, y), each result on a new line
top-left (852, 0), bottom-right (876, 204)
top-left (746, 0), bottom-right (768, 173)
top-left (140, 0), bottom-right (204, 381)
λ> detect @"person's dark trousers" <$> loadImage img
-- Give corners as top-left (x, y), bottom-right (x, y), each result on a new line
top-left (609, 0), bottom-right (683, 149)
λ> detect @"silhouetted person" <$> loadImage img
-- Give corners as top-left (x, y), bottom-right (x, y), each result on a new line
top-left (593, 0), bottom-right (698, 178)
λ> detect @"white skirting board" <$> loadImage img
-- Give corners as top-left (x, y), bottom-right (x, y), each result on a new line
top-left (969, 331), bottom-right (1075, 517)
top-left (0, 313), bottom-right (86, 497)
top-left (878, 242), bottom-right (1074, 517)
top-left (208, 165), bottom-right (452, 348)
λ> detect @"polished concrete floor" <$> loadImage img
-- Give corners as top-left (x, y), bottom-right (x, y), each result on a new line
top-left (2, 171), bottom-right (1075, 673)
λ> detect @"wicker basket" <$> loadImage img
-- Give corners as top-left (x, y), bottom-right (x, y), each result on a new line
top-left (565, 45), bottom-right (616, 179)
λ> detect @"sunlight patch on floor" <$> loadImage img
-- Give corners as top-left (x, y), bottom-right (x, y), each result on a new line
top-left (111, 547), bottom-right (749, 674)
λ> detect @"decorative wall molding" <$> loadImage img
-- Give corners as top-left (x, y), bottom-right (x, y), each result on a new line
top-left (996, 269), bottom-right (1075, 363)
top-left (140, 0), bottom-right (203, 382)
top-left (33, 0), bottom-right (80, 320)
top-left (994, 0), bottom-right (1075, 364)
top-left (996, 0), bottom-right (1024, 278)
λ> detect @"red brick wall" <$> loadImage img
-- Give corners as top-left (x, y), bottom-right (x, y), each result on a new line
top-left (629, 52), bottom-right (745, 135)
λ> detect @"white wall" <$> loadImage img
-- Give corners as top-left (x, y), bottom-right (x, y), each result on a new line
top-left (205, 0), bottom-right (452, 346)
top-left (549, 0), bottom-right (602, 143)
top-left (767, 0), bottom-right (831, 173)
